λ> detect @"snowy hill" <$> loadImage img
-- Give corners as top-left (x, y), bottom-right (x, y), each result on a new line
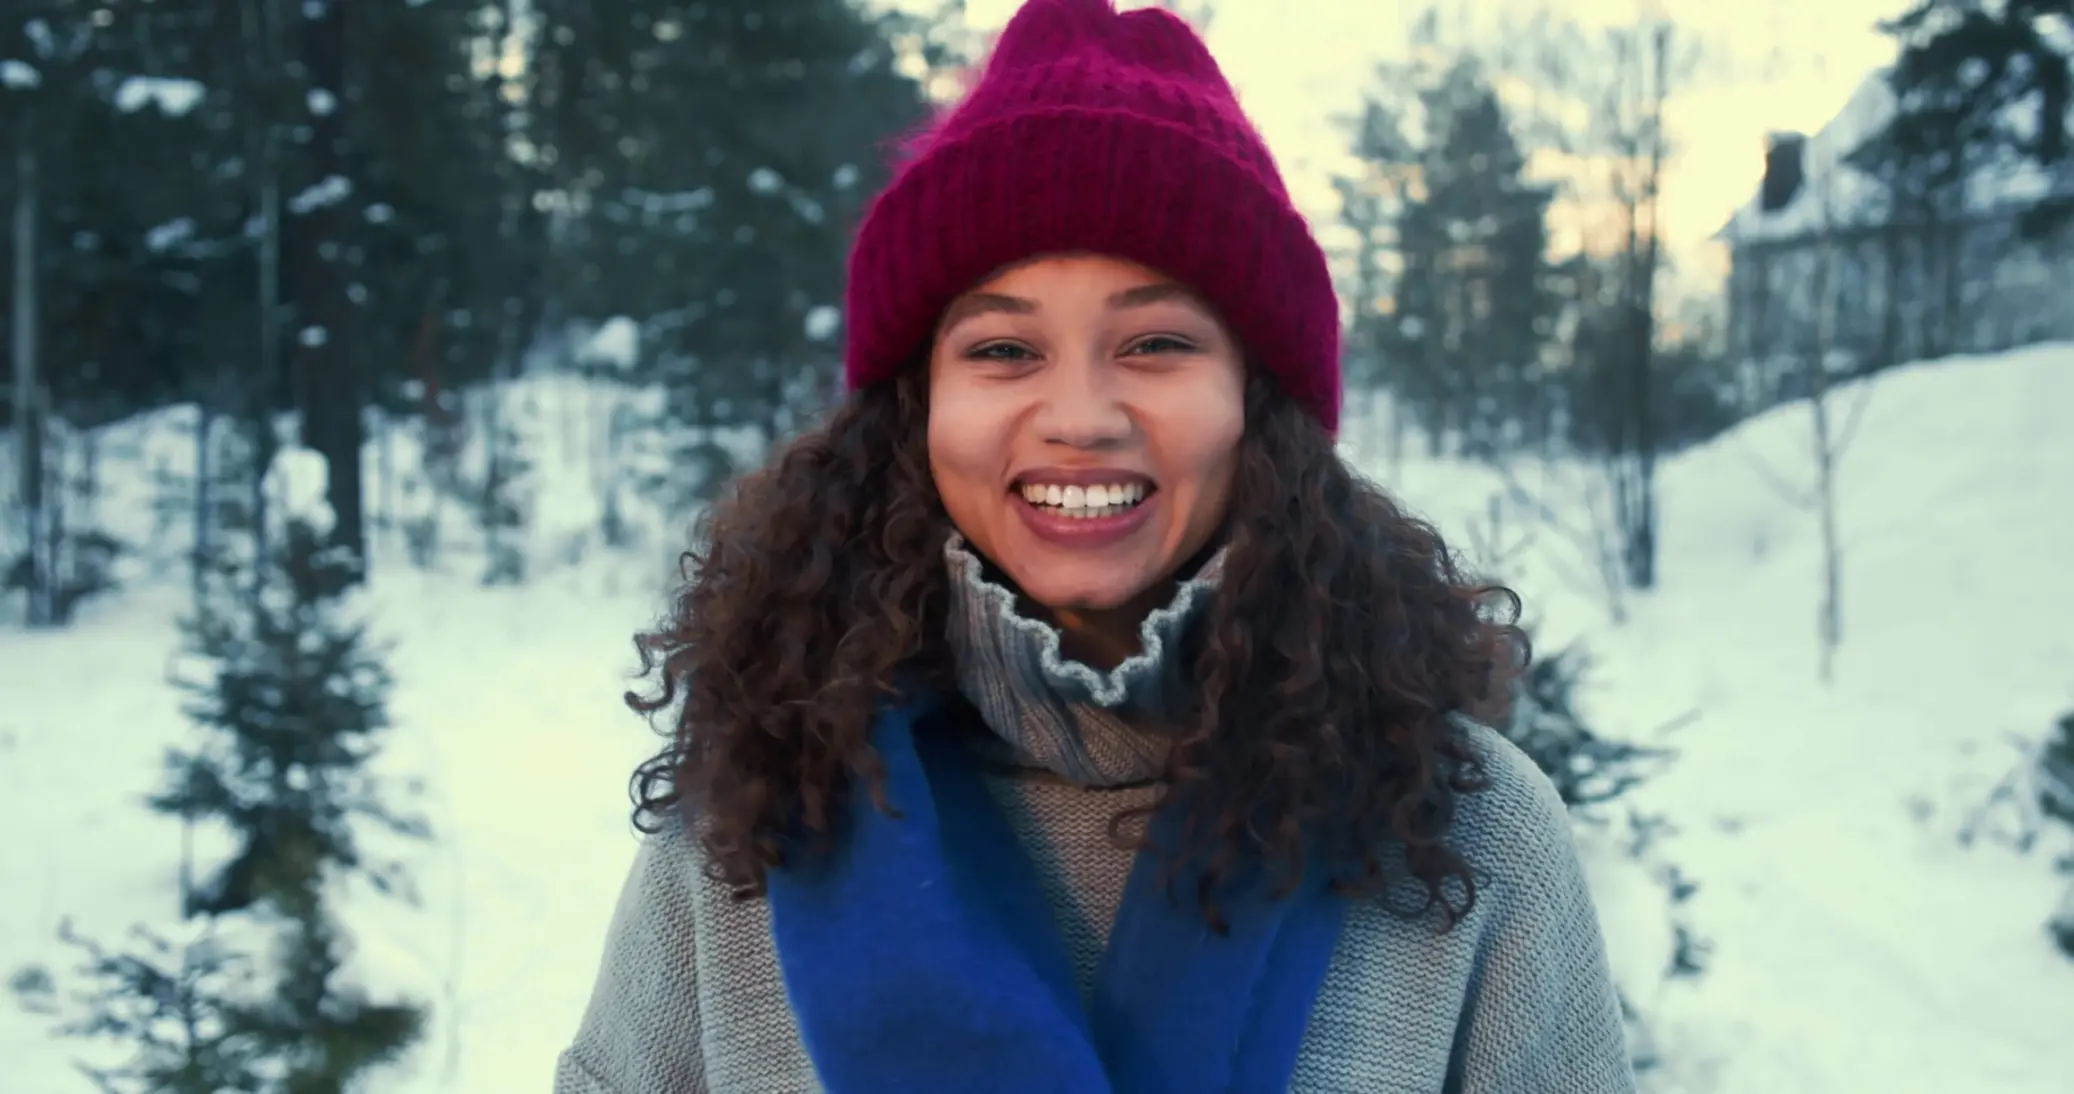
top-left (3, 346), bottom-right (2073, 1092)
top-left (1377, 344), bottom-right (2074, 1091)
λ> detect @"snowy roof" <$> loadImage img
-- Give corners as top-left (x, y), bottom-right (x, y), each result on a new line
top-left (1718, 69), bottom-right (2060, 246)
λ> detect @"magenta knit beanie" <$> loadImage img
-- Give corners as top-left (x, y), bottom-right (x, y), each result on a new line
top-left (842, 0), bottom-right (1342, 431)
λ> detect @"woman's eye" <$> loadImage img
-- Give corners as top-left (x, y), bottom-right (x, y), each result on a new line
top-left (968, 342), bottom-right (1036, 362)
top-left (1128, 335), bottom-right (1197, 356)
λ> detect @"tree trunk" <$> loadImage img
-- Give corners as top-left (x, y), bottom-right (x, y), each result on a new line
top-left (377, 400), bottom-right (392, 554)
top-left (42, 406), bottom-right (65, 622)
top-left (1878, 222), bottom-right (1904, 369)
top-left (296, 0), bottom-right (366, 576)
top-left (12, 142), bottom-right (47, 625)
top-left (246, 0), bottom-right (285, 589)
top-left (252, 171), bottom-right (281, 590)
top-left (1388, 384), bottom-right (1406, 474)
top-left (480, 0), bottom-right (530, 585)
top-left (1942, 219), bottom-right (1965, 353)
top-left (193, 396), bottom-right (213, 593)
top-left (1810, 225), bottom-right (1843, 684)
top-left (1625, 23), bottom-right (1669, 592)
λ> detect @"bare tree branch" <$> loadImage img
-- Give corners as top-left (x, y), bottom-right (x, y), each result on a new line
top-left (1832, 369), bottom-right (1881, 456)
top-left (1735, 440), bottom-right (1815, 509)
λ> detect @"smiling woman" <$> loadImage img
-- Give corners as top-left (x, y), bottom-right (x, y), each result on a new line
top-left (928, 257), bottom-right (1246, 667)
top-left (554, 1), bottom-right (1637, 1092)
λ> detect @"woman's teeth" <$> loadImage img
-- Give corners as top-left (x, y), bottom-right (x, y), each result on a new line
top-left (1018, 481), bottom-right (1148, 518)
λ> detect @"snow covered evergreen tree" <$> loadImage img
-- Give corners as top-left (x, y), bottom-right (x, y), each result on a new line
top-left (2038, 708), bottom-right (2074, 958)
top-left (1492, 625), bottom-right (1692, 1080)
top-left (1499, 635), bottom-right (1667, 811)
top-left (42, 451), bottom-right (427, 1092)
top-left (42, 920), bottom-right (263, 1094)
top-left (477, 397), bottom-right (533, 587)
top-left (1386, 57), bottom-right (1558, 459)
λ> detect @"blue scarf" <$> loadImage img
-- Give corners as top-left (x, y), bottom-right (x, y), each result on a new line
top-left (765, 694), bottom-right (1348, 1094)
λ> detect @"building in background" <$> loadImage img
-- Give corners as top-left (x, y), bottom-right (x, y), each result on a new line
top-left (1716, 69), bottom-right (2074, 408)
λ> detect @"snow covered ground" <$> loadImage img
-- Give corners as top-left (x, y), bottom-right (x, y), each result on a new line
top-left (1377, 345), bottom-right (2074, 1092)
top-left (3, 345), bottom-right (2072, 1092)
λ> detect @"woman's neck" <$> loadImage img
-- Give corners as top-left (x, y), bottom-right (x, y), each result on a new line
top-left (941, 534), bottom-right (1223, 786)
top-left (1047, 587), bottom-right (1173, 671)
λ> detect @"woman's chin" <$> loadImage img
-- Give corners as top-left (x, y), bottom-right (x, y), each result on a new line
top-left (1011, 566), bottom-right (1164, 618)
top-left (986, 519), bottom-right (1191, 619)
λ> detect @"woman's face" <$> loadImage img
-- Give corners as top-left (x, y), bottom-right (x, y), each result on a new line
top-left (927, 253), bottom-right (1245, 653)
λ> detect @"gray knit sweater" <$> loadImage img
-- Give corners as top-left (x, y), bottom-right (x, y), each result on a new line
top-left (556, 538), bottom-right (1636, 1093)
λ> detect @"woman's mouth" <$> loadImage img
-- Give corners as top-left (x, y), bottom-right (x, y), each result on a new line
top-left (1009, 476), bottom-right (1158, 549)
top-left (1014, 480), bottom-right (1151, 520)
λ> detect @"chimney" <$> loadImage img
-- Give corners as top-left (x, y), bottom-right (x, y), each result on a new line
top-left (1760, 131), bottom-right (1806, 214)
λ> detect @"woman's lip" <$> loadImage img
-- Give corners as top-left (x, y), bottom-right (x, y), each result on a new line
top-left (1010, 468), bottom-right (1156, 489)
top-left (1012, 492), bottom-right (1154, 550)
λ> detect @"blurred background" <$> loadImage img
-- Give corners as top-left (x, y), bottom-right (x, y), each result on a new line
top-left (2, 0), bottom-right (2070, 1090)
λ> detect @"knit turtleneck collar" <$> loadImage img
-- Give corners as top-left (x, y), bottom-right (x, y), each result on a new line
top-left (942, 533), bottom-right (1222, 787)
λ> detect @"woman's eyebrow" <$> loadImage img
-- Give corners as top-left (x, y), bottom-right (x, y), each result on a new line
top-left (1106, 282), bottom-right (1196, 310)
top-left (940, 292), bottom-right (1036, 330)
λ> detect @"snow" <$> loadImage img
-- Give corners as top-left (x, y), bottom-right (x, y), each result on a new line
top-left (144, 217), bottom-right (197, 252)
top-left (4, 347), bottom-right (2074, 1090)
top-left (579, 317), bottom-right (641, 371)
top-left (615, 187), bottom-right (715, 216)
top-left (1370, 345), bottom-right (2074, 1091)
top-left (267, 444), bottom-right (335, 537)
top-left (804, 304), bottom-right (842, 342)
top-left (112, 76), bottom-right (205, 117)
top-left (1, 59), bottom-right (41, 89)
top-left (289, 174), bottom-right (354, 214)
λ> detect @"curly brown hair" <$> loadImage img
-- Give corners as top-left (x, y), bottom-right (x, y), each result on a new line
top-left (627, 369), bottom-right (1527, 929)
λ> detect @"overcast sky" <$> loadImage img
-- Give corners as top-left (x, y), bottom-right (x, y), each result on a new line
top-left (945, 0), bottom-right (1911, 298)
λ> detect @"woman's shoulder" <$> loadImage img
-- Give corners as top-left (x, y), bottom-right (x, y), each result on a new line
top-left (603, 817), bottom-right (707, 941)
top-left (1443, 715), bottom-right (1585, 889)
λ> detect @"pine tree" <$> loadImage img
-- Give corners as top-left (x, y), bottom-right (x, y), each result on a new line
top-left (478, 394), bottom-right (533, 586)
top-left (530, 0), bottom-right (929, 499)
top-left (1388, 58), bottom-right (1557, 459)
top-left (1490, 624), bottom-right (1693, 1074)
top-left (155, 502), bottom-right (427, 1090)
top-left (43, 921), bottom-right (264, 1094)
top-left (2039, 708), bottom-right (2074, 958)
top-left (1332, 76), bottom-right (1423, 466)
top-left (1, 1), bottom-right (173, 625)
top-left (1497, 632), bottom-right (1668, 810)
top-left (46, 454), bottom-right (427, 1091)
top-left (1873, 0), bottom-right (2072, 236)
top-left (5, 0), bottom-right (520, 584)
top-left (161, 514), bottom-right (421, 905)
